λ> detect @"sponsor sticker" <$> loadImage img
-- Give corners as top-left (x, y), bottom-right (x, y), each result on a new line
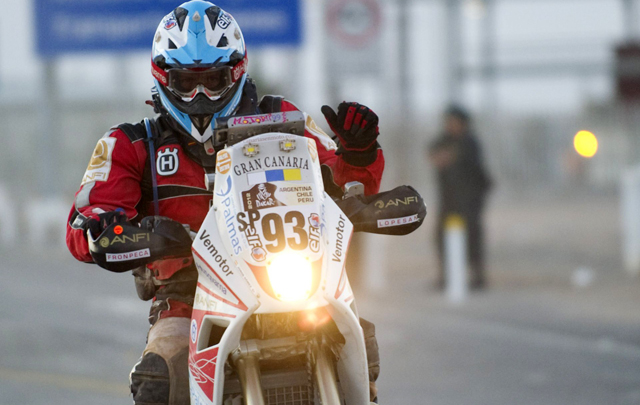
top-left (251, 246), bottom-right (267, 262)
top-left (278, 185), bottom-right (315, 205)
top-left (220, 196), bottom-right (242, 256)
top-left (82, 138), bottom-right (117, 185)
top-left (99, 237), bottom-right (110, 248)
top-left (375, 196), bottom-right (419, 209)
top-left (309, 213), bottom-right (320, 228)
top-left (377, 214), bottom-right (420, 228)
top-left (233, 156), bottom-right (309, 176)
top-left (231, 55), bottom-right (248, 82)
top-left (217, 12), bottom-right (232, 29)
top-left (216, 176), bottom-right (233, 197)
top-left (237, 210), bottom-right (267, 262)
top-left (199, 230), bottom-right (236, 275)
top-left (230, 112), bottom-right (287, 127)
top-left (195, 261), bottom-right (229, 296)
top-left (191, 319), bottom-right (197, 343)
top-left (106, 233), bottom-right (150, 245)
top-left (332, 215), bottom-right (347, 263)
top-left (216, 150), bottom-right (232, 174)
top-left (157, 148), bottom-right (179, 176)
top-left (242, 183), bottom-right (285, 211)
top-left (194, 292), bottom-right (218, 311)
top-left (151, 63), bottom-right (168, 86)
top-left (308, 213), bottom-right (321, 253)
top-left (106, 248), bottom-right (151, 262)
top-left (164, 17), bottom-right (177, 30)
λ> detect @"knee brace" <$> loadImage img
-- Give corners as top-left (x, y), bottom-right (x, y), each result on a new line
top-left (130, 317), bottom-right (191, 405)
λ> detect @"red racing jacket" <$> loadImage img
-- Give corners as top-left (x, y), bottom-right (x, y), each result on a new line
top-left (66, 98), bottom-right (385, 264)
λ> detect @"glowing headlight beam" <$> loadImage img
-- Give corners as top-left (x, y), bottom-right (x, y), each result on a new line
top-left (267, 254), bottom-right (313, 302)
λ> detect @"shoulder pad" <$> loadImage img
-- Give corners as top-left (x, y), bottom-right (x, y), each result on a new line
top-left (258, 95), bottom-right (284, 114)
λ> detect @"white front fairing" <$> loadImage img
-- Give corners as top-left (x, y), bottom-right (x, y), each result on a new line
top-left (189, 133), bottom-right (370, 404)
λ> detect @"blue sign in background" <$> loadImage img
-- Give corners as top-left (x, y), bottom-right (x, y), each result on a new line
top-left (35, 0), bottom-right (302, 57)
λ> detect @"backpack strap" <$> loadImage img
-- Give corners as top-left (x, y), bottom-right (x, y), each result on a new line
top-left (143, 118), bottom-right (160, 216)
top-left (117, 122), bottom-right (147, 143)
top-left (258, 95), bottom-right (284, 114)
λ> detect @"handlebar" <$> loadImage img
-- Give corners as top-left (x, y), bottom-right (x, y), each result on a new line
top-left (88, 186), bottom-right (426, 273)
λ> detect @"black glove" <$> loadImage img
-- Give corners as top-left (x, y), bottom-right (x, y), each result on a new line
top-left (321, 102), bottom-right (380, 165)
top-left (85, 210), bottom-right (128, 239)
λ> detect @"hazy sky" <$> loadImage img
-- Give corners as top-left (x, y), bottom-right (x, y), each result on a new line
top-left (0, 0), bottom-right (634, 116)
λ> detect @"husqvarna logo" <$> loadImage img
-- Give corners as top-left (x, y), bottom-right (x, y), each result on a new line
top-left (157, 148), bottom-right (179, 176)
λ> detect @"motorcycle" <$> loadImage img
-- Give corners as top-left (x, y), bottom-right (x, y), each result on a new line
top-left (89, 112), bottom-right (426, 405)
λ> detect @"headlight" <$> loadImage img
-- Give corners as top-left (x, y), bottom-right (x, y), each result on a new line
top-left (267, 253), bottom-right (313, 301)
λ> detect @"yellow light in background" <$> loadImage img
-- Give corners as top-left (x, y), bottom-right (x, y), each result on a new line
top-left (574, 130), bottom-right (598, 158)
top-left (267, 254), bottom-right (313, 302)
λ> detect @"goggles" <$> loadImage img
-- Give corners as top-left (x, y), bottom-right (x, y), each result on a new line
top-left (152, 54), bottom-right (248, 102)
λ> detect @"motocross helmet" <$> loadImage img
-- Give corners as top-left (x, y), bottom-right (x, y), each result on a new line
top-left (151, 1), bottom-right (248, 144)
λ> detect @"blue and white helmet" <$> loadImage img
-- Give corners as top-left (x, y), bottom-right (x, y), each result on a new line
top-left (151, 1), bottom-right (248, 143)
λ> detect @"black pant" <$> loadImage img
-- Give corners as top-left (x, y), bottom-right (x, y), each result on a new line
top-left (436, 205), bottom-right (485, 287)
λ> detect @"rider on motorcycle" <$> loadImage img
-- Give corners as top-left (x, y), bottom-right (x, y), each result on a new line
top-left (66, 1), bottom-right (383, 403)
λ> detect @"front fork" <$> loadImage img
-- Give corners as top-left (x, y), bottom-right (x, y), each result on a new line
top-left (232, 337), bottom-right (341, 405)
top-left (235, 354), bottom-right (265, 405)
top-left (314, 343), bottom-right (341, 404)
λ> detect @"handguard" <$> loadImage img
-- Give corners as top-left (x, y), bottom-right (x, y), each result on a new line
top-left (337, 185), bottom-right (427, 235)
top-left (87, 220), bottom-right (192, 273)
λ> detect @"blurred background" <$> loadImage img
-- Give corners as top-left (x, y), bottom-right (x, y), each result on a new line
top-left (1, 0), bottom-right (640, 404)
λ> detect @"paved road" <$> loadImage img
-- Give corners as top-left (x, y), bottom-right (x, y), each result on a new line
top-left (1, 194), bottom-right (639, 405)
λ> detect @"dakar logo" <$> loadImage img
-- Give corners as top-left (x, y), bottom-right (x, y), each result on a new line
top-left (157, 148), bottom-right (179, 176)
top-left (256, 184), bottom-right (271, 202)
top-left (242, 183), bottom-right (285, 211)
top-left (216, 150), bottom-right (232, 174)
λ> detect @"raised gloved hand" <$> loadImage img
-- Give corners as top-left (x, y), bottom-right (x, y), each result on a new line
top-left (321, 102), bottom-right (380, 153)
top-left (85, 210), bottom-right (128, 239)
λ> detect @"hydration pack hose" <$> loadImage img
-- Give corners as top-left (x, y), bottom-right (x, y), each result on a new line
top-left (144, 118), bottom-right (160, 216)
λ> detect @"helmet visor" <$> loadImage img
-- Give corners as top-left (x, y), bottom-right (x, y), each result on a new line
top-left (167, 67), bottom-right (233, 101)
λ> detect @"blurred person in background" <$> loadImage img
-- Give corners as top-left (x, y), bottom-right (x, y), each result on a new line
top-left (428, 105), bottom-right (493, 290)
top-left (64, 1), bottom-right (384, 403)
